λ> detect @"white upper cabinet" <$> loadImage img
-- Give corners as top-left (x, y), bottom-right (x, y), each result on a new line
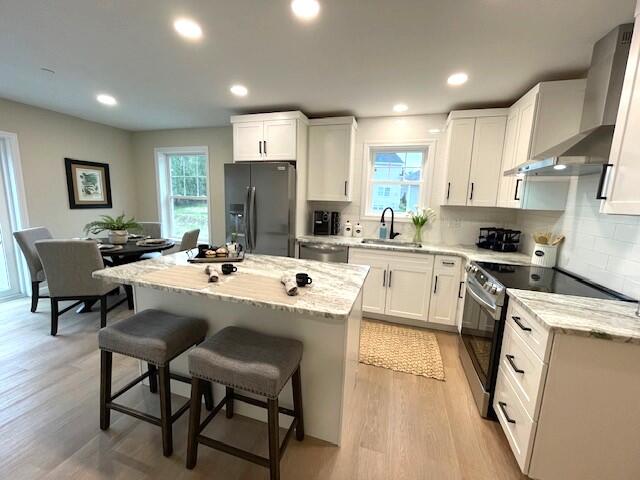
top-left (602, 8), bottom-right (640, 215)
top-left (497, 110), bottom-right (521, 208)
top-left (231, 111), bottom-right (307, 162)
top-left (307, 117), bottom-right (357, 202)
top-left (442, 110), bottom-right (508, 207)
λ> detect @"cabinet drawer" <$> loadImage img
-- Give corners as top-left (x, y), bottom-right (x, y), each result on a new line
top-left (506, 299), bottom-right (551, 362)
top-left (494, 366), bottom-right (536, 474)
top-left (434, 255), bottom-right (460, 272)
top-left (500, 323), bottom-right (547, 420)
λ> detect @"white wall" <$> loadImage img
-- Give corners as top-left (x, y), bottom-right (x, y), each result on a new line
top-left (130, 127), bottom-right (233, 246)
top-left (515, 174), bottom-right (640, 299)
top-left (0, 98), bottom-right (137, 237)
top-left (308, 114), bottom-right (517, 245)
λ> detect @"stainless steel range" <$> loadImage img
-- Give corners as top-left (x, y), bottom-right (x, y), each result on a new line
top-left (459, 261), bottom-right (633, 419)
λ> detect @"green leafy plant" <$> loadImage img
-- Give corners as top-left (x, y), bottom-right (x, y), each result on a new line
top-left (84, 214), bottom-right (141, 235)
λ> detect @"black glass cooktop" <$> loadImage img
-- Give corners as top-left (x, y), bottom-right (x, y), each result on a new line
top-left (476, 262), bottom-right (633, 302)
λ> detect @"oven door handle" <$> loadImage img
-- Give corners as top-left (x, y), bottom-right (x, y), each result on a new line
top-left (466, 282), bottom-right (499, 319)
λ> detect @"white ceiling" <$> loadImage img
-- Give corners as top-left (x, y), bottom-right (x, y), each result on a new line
top-left (0, 0), bottom-right (635, 131)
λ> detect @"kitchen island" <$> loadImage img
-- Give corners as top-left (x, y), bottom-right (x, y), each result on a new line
top-left (93, 252), bottom-right (369, 445)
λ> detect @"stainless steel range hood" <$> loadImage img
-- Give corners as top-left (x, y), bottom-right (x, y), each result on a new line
top-left (507, 23), bottom-right (634, 177)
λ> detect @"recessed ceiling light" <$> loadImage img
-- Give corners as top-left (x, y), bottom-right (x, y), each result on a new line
top-left (96, 94), bottom-right (117, 106)
top-left (173, 18), bottom-right (203, 40)
top-left (429, 128), bottom-right (441, 134)
top-left (553, 164), bottom-right (568, 170)
top-left (393, 103), bottom-right (408, 113)
top-left (291, 0), bottom-right (320, 20)
top-left (230, 85), bottom-right (248, 97)
top-left (447, 72), bottom-right (469, 86)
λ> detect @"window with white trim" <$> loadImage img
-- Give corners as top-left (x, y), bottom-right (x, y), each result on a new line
top-left (155, 147), bottom-right (209, 243)
top-left (364, 146), bottom-right (428, 217)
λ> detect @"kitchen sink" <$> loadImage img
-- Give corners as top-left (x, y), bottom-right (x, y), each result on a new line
top-left (361, 238), bottom-right (422, 248)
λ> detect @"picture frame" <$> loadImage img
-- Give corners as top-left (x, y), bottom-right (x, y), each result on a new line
top-left (64, 158), bottom-right (112, 209)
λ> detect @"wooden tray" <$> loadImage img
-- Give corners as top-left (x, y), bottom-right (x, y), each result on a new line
top-left (188, 252), bottom-right (245, 263)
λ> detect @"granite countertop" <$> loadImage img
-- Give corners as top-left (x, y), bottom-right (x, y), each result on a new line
top-left (93, 252), bottom-right (369, 320)
top-left (297, 235), bottom-right (531, 265)
top-left (508, 289), bottom-right (640, 344)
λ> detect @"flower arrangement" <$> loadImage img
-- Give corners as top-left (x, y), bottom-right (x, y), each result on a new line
top-left (407, 207), bottom-right (436, 243)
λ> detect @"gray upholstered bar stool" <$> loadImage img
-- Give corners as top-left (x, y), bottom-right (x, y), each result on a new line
top-left (98, 309), bottom-right (213, 457)
top-left (186, 326), bottom-right (304, 480)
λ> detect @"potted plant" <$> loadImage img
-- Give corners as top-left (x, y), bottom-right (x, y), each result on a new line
top-left (407, 207), bottom-right (436, 243)
top-left (84, 214), bottom-right (141, 245)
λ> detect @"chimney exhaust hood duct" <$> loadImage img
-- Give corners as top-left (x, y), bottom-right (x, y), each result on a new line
top-left (507, 23), bottom-right (634, 177)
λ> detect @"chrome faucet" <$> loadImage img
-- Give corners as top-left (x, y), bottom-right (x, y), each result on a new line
top-left (380, 207), bottom-right (400, 240)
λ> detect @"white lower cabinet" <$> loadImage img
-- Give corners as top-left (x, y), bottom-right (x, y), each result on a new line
top-left (349, 249), bottom-right (461, 326)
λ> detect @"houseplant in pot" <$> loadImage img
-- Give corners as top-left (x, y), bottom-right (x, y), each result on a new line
top-left (84, 214), bottom-right (141, 245)
top-left (408, 207), bottom-right (436, 243)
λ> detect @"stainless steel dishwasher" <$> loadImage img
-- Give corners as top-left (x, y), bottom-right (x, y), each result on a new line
top-left (299, 243), bottom-right (349, 263)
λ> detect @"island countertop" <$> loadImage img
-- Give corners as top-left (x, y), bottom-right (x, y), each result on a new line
top-left (93, 252), bottom-right (369, 320)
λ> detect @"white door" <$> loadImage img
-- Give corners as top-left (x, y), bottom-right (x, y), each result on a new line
top-left (263, 119), bottom-right (297, 161)
top-left (601, 13), bottom-right (640, 215)
top-left (513, 92), bottom-right (538, 167)
top-left (443, 118), bottom-right (475, 205)
top-left (0, 141), bottom-right (21, 300)
top-left (497, 110), bottom-right (521, 208)
top-left (307, 124), bottom-right (352, 201)
top-left (385, 258), bottom-right (434, 321)
top-left (233, 122), bottom-right (264, 162)
top-left (467, 116), bottom-right (507, 207)
top-left (349, 251), bottom-right (388, 315)
top-left (428, 257), bottom-right (461, 326)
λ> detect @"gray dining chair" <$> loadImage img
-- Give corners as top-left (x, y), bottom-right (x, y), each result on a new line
top-left (35, 239), bottom-right (126, 336)
top-left (137, 222), bottom-right (161, 238)
top-left (13, 227), bottom-right (52, 312)
top-left (180, 229), bottom-right (200, 251)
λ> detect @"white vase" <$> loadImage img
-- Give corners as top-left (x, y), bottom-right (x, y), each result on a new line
top-left (108, 230), bottom-right (129, 244)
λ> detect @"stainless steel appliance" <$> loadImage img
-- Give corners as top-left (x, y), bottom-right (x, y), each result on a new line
top-left (299, 243), bottom-right (349, 263)
top-left (506, 24), bottom-right (634, 178)
top-left (224, 162), bottom-right (295, 257)
top-left (460, 261), bottom-right (634, 418)
top-left (312, 210), bottom-right (340, 235)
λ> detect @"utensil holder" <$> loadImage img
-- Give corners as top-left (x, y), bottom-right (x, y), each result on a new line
top-left (531, 243), bottom-right (558, 267)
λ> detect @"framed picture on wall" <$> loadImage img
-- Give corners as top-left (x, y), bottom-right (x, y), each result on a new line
top-left (64, 158), bottom-right (113, 209)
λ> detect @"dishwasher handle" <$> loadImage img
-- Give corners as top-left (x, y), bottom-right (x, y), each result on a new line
top-left (300, 244), bottom-right (347, 252)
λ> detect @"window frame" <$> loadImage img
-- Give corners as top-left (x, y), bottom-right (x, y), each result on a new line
top-left (154, 146), bottom-right (210, 243)
top-left (361, 140), bottom-right (436, 221)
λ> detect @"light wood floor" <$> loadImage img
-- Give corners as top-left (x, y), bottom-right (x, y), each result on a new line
top-left (0, 296), bottom-right (526, 480)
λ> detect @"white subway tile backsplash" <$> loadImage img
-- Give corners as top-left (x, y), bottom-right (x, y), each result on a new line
top-left (516, 175), bottom-right (640, 300)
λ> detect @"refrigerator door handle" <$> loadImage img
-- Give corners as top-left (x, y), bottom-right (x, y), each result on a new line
top-left (249, 186), bottom-right (257, 250)
top-left (245, 186), bottom-right (252, 250)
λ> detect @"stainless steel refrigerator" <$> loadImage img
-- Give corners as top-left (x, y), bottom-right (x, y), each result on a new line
top-left (224, 162), bottom-right (296, 257)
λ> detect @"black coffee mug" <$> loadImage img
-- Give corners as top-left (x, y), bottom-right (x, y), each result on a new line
top-left (197, 244), bottom-right (211, 256)
top-left (296, 273), bottom-right (312, 287)
top-left (221, 263), bottom-right (237, 275)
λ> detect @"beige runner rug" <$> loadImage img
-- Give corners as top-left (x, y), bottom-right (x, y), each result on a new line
top-left (359, 320), bottom-right (445, 381)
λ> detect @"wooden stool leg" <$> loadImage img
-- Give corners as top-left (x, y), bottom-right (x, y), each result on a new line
top-left (202, 380), bottom-right (214, 411)
top-left (186, 377), bottom-right (203, 469)
top-left (148, 364), bottom-right (158, 393)
top-left (225, 387), bottom-right (234, 418)
top-left (31, 281), bottom-right (40, 313)
top-left (50, 298), bottom-right (59, 336)
top-left (99, 296), bottom-right (107, 329)
top-left (267, 398), bottom-right (280, 480)
top-left (292, 367), bottom-right (305, 441)
top-left (100, 350), bottom-right (112, 430)
top-left (158, 366), bottom-right (173, 456)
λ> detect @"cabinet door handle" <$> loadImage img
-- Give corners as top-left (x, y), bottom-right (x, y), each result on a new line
top-left (469, 182), bottom-right (474, 201)
top-left (512, 315), bottom-right (532, 332)
top-left (498, 401), bottom-right (516, 424)
top-left (264, 140), bottom-right (267, 156)
top-left (506, 354), bottom-right (525, 374)
top-left (442, 260), bottom-right (455, 266)
top-left (388, 270), bottom-right (392, 288)
top-left (514, 178), bottom-right (522, 201)
top-left (458, 281), bottom-right (464, 299)
top-left (433, 275), bottom-right (438, 294)
top-left (344, 180), bottom-right (348, 196)
top-left (446, 182), bottom-right (451, 200)
top-left (596, 163), bottom-right (613, 200)
top-left (259, 141), bottom-right (262, 155)
top-left (382, 270), bottom-right (387, 287)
